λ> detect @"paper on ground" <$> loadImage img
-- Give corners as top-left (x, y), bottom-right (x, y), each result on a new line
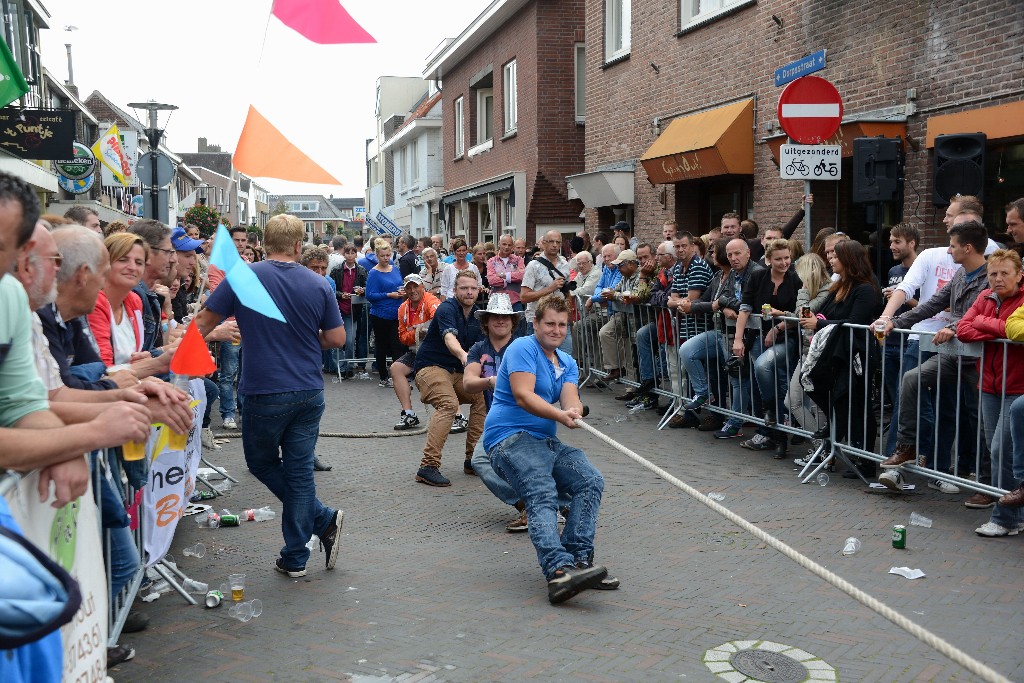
top-left (889, 566), bottom-right (926, 579)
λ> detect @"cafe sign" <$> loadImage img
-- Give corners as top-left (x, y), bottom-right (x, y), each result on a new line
top-left (0, 108), bottom-right (75, 160)
top-left (54, 142), bottom-right (97, 180)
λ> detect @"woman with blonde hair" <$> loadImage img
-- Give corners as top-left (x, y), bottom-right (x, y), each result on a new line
top-left (87, 233), bottom-right (150, 367)
top-left (365, 237), bottom-right (407, 387)
top-left (786, 254), bottom-right (832, 449)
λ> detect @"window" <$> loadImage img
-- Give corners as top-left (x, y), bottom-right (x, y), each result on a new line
top-left (604, 0), bottom-right (631, 61)
top-left (304, 222), bottom-right (315, 233)
top-left (409, 138), bottom-right (419, 187)
top-left (574, 44), bottom-right (586, 123)
top-left (477, 88), bottom-right (494, 144)
top-left (454, 97), bottom-right (465, 157)
top-left (680, 0), bottom-right (750, 27)
top-left (503, 60), bottom-right (517, 134)
top-left (287, 201), bottom-right (319, 212)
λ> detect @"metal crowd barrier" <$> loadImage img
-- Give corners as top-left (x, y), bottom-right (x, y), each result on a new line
top-left (570, 296), bottom-right (1019, 499)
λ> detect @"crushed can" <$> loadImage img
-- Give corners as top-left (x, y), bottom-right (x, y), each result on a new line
top-left (205, 590), bottom-right (223, 608)
top-left (219, 514), bottom-right (240, 527)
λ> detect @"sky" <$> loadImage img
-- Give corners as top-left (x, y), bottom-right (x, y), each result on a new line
top-left (38, 0), bottom-right (492, 198)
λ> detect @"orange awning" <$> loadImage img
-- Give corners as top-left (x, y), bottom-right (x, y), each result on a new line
top-left (926, 101), bottom-right (1024, 147)
top-left (767, 121), bottom-right (907, 164)
top-left (639, 99), bottom-right (754, 184)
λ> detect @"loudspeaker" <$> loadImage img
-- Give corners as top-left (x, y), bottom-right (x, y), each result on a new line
top-left (932, 133), bottom-right (986, 205)
top-left (852, 137), bottom-right (903, 204)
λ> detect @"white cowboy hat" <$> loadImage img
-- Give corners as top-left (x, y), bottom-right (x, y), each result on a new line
top-left (474, 292), bottom-right (525, 321)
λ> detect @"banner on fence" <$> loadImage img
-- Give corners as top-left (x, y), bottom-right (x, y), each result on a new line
top-left (7, 472), bottom-right (108, 683)
top-left (143, 380), bottom-right (206, 566)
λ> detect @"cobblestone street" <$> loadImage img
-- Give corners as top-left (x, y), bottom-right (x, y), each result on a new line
top-left (124, 377), bottom-right (1024, 682)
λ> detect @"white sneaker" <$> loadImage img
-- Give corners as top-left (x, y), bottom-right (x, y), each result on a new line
top-left (794, 455), bottom-right (821, 467)
top-left (975, 521), bottom-right (1022, 537)
top-left (878, 469), bottom-right (906, 491)
top-left (201, 427), bottom-right (219, 449)
top-left (927, 479), bottom-right (960, 494)
top-left (222, 418), bottom-right (237, 430)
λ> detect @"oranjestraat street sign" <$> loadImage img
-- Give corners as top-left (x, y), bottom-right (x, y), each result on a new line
top-left (777, 75), bottom-right (843, 145)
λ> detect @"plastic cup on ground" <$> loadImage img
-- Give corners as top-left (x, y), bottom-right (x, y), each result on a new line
top-left (842, 537), bottom-right (861, 556)
top-left (816, 473), bottom-right (829, 487)
top-left (228, 573), bottom-right (245, 601)
top-left (229, 602), bottom-right (253, 622)
top-left (182, 542), bottom-right (206, 558)
top-left (909, 512), bottom-right (933, 528)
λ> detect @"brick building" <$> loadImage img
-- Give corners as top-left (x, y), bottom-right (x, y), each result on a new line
top-left (424, 0), bottom-right (586, 247)
top-left (581, 0), bottom-right (1024, 250)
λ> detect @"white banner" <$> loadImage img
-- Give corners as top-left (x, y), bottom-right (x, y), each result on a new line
top-left (99, 130), bottom-right (139, 189)
top-left (142, 380), bottom-right (206, 567)
top-left (7, 473), bottom-right (107, 683)
top-left (779, 144), bottom-right (842, 180)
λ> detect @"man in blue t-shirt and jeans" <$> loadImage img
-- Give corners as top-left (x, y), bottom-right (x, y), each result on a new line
top-left (485, 295), bottom-right (616, 604)
top-left (196, 214), bottom-right (346, 578)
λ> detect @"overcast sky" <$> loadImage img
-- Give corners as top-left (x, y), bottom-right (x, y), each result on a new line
top-left (39, 0), bottom-right (490, 198)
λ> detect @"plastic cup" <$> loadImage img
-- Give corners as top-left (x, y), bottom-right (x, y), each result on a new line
top-left (249, 599), bottom-right (263, 618)
top-left (842, 537), bottom-right (861, 555)
top-left (182, 542), bottom-right (206, 558)
top-left (229, 602), bottom-right (253, 622)
top-left (229, 573), bottom-right (245, 602)
top-left (167, 428), bottom-right (187, 450)
top-left (122, 440), bottom-right (146, 461)
top-left (816, 473), bottom-right (830, 487)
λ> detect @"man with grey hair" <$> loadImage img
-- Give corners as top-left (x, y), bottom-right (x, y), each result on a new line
top-left (128, 219), bottom-right (177, 352)
top-left (63, 205), bottom-right (100, 233)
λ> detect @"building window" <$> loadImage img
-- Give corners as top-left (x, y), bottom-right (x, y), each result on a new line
top-left (604, 0), bottom-right (631, 61)
top-left (680, 0), bottom-right (749, 27)
top-left (409, 138), bottom-right (419, 187)
top-left (304, 221), bottom-right (315, 233)
top-left (287, 201), bottom-right (319, 212)
top-left (574, 44), bottom-right (586, 123)
top-left (503, 60), bottom-right (517, 134)
top-left (477, 88), bottom-right (494, 145)
top-left (454, 96), bottom-right (465, 157)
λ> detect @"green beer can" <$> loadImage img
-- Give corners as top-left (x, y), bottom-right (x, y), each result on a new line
top-left (892, 524), bottom-right (907, 549)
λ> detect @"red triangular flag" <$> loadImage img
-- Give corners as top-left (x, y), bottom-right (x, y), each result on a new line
top-left (170, 321), bottom-right (217, 376)
top-left (272, 0), bottom-right (376, 44)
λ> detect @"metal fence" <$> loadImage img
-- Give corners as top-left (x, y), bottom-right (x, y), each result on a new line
top-left (571, 295), bottom-right (1020, 498)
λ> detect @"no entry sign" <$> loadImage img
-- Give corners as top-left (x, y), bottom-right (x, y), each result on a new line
top-left (777, 76), bottom-right (843, 144)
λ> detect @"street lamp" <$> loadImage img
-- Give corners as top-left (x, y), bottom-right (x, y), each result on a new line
top-left (198, 182), bottom-right (209, 206)
top-left (127, 100), bottom-right (178, 220)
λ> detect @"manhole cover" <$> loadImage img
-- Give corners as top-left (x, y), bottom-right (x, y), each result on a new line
top-left (730, 649), bottom-right (807, 683)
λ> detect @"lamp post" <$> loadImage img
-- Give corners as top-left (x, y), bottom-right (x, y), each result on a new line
top-left (127, 100), bottom-right (178, 221)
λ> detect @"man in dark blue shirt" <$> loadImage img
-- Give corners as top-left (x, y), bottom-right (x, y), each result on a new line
top-left (413, 270), bottom-right (484, 486)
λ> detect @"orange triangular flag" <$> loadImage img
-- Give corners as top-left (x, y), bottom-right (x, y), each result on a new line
top-left (233, 105), bottom-right (341, 185)
top-left (169, 321), bottom-right (217, 376)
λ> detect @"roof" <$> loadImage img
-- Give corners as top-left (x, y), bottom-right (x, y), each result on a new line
top-left (269, 195), bottom-right (346, 220)
top-left (329, 197), bottom-right (364, 211)
top-left (423, 0), bottom-right (532, 81)
top-left (83, 91), bottom-right (146, 133)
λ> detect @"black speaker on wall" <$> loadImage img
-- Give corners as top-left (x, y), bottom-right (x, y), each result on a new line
top-left (932, 133), bottom-right (986, 205)
top-left (852, 137), bottom-right (904, 204)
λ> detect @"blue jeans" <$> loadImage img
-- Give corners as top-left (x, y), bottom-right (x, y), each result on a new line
top-left (354, 306), bottom-right (369, 370)
top-left (490, 432), bottom-right (604, 579)
top-left (680, 331), bottom-right (726, 399)
top-left (338, 313), bottom-right (357, 372)
top-left (985, 392), bottom-right (1023, 529)
top-left (882, 340), bottom-right (921, 456)
top-left (753, 335), bottom-right (798, 424)
top-left (218, 341), bottom-right (241, 420)
top-left (97, 459), bottom-right (139, 596)
top-left (472, 441), bottom-right (571, 508)
top-left (636, 322), bottom-right (666, 383)
top-left (241, 389), bottom-right (336, 569)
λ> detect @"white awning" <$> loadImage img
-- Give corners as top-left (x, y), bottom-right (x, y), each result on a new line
top-left (565, 169), bottom-right (634, 208)
top-left (0, 153), bottom-right (59, 193)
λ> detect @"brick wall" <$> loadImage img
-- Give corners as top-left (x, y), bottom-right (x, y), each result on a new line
top-left (441, 0), bottom-right (585, 245)
top-left (584, 0), bottom-right (1024, 249)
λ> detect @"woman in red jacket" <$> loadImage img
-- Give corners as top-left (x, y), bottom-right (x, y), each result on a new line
top-left (87, 233), bottom-right (148, 368)
top-left (956, 249), bottom-right (1024, 537)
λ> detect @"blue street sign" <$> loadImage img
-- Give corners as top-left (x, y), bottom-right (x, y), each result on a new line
top-left (375, 211), bottom-right (403, 238)
top-left (773, 49), bottom-right (827, 88)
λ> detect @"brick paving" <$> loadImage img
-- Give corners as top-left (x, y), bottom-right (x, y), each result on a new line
top-left (120, 376), bottom-right (1024, 682)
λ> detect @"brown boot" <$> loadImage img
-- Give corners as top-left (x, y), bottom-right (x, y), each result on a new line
top-left (880, 444), bottom-right (917, 469)
top-left (964, 493), bottom-right (996, 509)
top-left (998, 485), bottom-right (1024, 508)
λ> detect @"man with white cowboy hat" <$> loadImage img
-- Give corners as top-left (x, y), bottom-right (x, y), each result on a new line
top-left (412, 270), bottom-right (485, 486)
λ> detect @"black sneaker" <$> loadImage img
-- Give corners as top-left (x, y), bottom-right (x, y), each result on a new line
top-left (464, 459), bottom-right (476, 475)
top-left (121, 611), bottom-right (149, 633)
top-left (275, 557), bottom-right (307, 578)
top-left (415, 466), bottom-right (451, 487)
top-left (319, 509), bottom-right (343, 570)
top-left (394, 412), bottom-right (420, 430)
top-left (107, 644), bottom-right (135, 667)
top-left (547, 564), bottom-right (607, 604)
top-left (577, 562), bottom-right (620, 590)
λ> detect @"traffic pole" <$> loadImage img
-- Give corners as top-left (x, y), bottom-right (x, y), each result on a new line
top-left (804, 180), bottom-right (812, 254)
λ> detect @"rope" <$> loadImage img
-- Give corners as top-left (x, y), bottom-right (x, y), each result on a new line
top-left (574, 418), bottom-right (1011, 683)
top-left (214, 427), bottom-right (426, 439)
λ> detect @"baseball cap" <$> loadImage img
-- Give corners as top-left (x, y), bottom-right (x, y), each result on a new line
top-left (171, 226), bottom-right (204, 253)
top-left (611, 249), bottom-right (638, 265)
top-left (403, 273), bottom-right (424, 286)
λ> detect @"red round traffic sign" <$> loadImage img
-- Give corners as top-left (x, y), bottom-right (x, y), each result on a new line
top-left (777, 75), bottom-right (843, 144)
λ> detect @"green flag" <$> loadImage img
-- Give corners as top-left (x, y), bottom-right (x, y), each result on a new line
top-left (0, 38), bottom-right (28, 109)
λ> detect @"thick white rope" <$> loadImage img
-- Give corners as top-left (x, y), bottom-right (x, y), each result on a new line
top-left (575, 419), bottom-right (1011, 683)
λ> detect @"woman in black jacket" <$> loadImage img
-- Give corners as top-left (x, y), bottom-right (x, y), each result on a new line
top-left (800, 240), bottom-right (883, 475)
top-left (331, 244), bottom-right (369, 379)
